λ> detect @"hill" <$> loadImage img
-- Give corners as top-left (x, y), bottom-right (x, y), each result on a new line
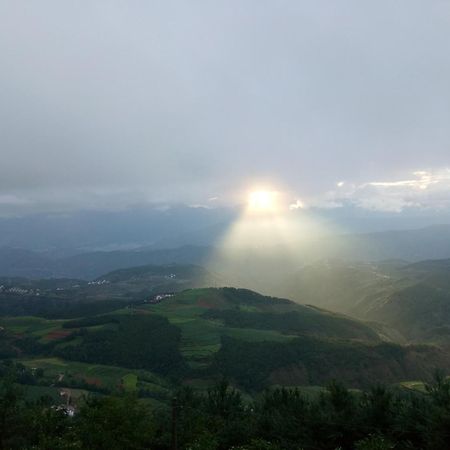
top-left (280, 259), bottom-right (450, 345)
top-left (0, 245), bottom-right (212, 279)
top-left (99, 263), bottom-right (219, 286)
top-left (277, 261), bottom-right (399, 315)
top-left (2, 286), bottom-right (450, 393)
top-left (0, 263), bottom-right (221, 319)
top-left (0, 247), bottom-right (58, 278)
top-left (2, 225), bottom-right (450, 281)
top-left (144, 288), bottom-right (450, 389)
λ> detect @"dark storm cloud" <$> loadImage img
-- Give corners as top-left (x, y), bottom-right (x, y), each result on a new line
top-left (1, 1), bottom-right (450, 214)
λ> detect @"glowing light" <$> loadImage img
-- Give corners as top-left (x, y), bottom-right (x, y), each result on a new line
top-left (248, 190), bottom-right (278, 213)
top-left (205, 184), bottom-right (335, 294)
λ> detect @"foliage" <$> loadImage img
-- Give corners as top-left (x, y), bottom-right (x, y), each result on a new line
top-left (202, 308), bottom-right (378, 341)
top-left (76, 395), bottom-right (155, 449)
top-left (55, 314), bottom-right (187, 376)
top-left (1, 375), bottom-right (450, 449)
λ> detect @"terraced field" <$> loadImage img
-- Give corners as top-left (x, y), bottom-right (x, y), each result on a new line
top-left (0, 316), bottom-right (66, 341)
top-left (19, 357), bottom-right (170, 397)
top-left (139, 288), bottom-right (297, 368)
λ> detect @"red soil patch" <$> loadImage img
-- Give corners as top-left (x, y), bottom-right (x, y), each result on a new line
top-left (45, 330), bottom-right (72, 340)
top-left (84, 377), bottom-right (102, 387)
top-left (197, 298), bottom-right (216, 309)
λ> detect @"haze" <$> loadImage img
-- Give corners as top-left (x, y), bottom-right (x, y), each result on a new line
top-left (1, 1), bottom-right (450, 218)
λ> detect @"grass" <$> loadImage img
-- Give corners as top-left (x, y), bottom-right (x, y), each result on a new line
top-left (122, 373), bottom-right (138, 392)
top-left (19, 357), bottom-right (170, 396)
top-left (23, 385), bottom-right (89, 403)
top-left (400, 381), bottom-right (427, 393)
top-left (133, 289), bottom-right (297, 368)
top-left (0, 316), bottom-right (65, 340)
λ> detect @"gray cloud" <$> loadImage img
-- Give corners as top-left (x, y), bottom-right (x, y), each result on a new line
top-left (307, 169), bottom-right (450, 212)
top-left (1, 1), bottom-right (450, 214)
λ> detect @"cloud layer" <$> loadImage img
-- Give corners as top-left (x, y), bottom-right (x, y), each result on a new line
top-left (312, 169), bottom-right (450, 212)
top-left (1, 1), bottom-right (450, 216)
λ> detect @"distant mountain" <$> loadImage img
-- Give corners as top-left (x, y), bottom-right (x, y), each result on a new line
top-left (328, 225), bottom-right (450, 261)
top-left (280, 258), bottom-right (450, 344)
top-left (1, 225), bottom-right (450, 284)
top-left (63, 245), bottom-right (214, 279)
top-left (149, 222), bottom-right (450, 262)
top-left (0, 206), bottom-right (237, 253)
top-left (368, 283), bottom-right (450, 342)
top-left (0, 247), bottom-right (57, 278)
top-left (277, 261), bottom-right (398, 315)
top-left (0, 245), bottom-right (213, 279)
top-left (98, 263), bottom-right (223, 294)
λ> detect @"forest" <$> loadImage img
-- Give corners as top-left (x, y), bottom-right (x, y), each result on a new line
top-left (1, 365), bottom-right (450, 450)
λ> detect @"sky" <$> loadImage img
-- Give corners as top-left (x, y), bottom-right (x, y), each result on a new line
top-left (1, 1), bottom-right (450, 217)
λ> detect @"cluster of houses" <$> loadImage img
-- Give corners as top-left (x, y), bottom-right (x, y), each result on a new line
top-left (146, 293), bottom-right (174, 304)
top-left (54, 388), bottom-right (76, 417)
top-left (0, 285), bottom-right (36, 295)
top-left (87, 279), bottom-right (110, 286)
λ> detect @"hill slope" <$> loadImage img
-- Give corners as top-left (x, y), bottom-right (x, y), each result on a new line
top-left (279, 259), bottom-right (450, 344)
top-left (3, 287), bottom-right (450, 391)
top-left (137, 288), bottom-right (450, 389)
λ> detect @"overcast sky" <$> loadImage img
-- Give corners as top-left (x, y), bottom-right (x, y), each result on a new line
top-left (1, 1), bottom-right (450, 216)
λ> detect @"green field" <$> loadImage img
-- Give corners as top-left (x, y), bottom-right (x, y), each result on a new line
top-left (4, 287), bottom-right (448, 395)
top-left (0, 316), bottom-right (67, 341)
top-left (19, 357), bottom-right (170, 396)
top-left (138, 289), bottom-right (297, 368)
top-left (122, 373), bottom-right (138, 391)
top-left (22, 384), bottom-right (89, 403)
top-left (399, 380), bottom-right (428, 393)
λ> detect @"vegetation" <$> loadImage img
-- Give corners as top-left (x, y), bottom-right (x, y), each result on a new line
top-left (2, 371), bottom-right (450, 449)
top-left (1, 271), bottom-right (450, 448)
top-left (2, 287), bottom-right (450, 391)
top-left (55, 315), bottom-right (187, 377)
top-left (202, 308), bottom-right (379, 341)
top-left (279, 259), bottom-right (450, 345)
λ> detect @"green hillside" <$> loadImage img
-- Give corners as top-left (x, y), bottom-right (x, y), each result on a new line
top-left (277, 261), bottom-right (404, 316)
top-left (369, 283), bottom-right (450, 342)
top-left (99, 263), bottom-right (218, 285)
top-left (278, 259), bottom-right (450, 345)
top-left (2, 286), bottom-right (450, 393)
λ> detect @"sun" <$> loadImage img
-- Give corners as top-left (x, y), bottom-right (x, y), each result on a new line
top-left (248, 190), bottom-right (278, 213)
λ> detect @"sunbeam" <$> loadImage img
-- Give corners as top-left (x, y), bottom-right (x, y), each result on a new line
top-left (207, 186), bottom-right (335, 294)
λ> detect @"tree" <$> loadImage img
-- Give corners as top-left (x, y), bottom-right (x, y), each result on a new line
top-left (75, 395), bottom-right (155, 450)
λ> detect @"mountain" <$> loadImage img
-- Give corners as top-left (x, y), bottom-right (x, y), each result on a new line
top-left (0, 206), bottom-right (237, 253)
top-left (62, 245), bottom-right (213, 279)
top-left (0, 262), bottom-right (221, 318)
top-left (280, 258), bottom-right (450, 345)
top-left (328, 225), bottom-right (450, 261)
top-left (67, 288), bottom-right (450, 388)
top-left (165, 288), bottom-right (450, 389)
top-left (0, 245), bottom-right (213, 279)
top-left (98, 263), bottom-right (223, 294)
top-left (5, 285), bottom-right (450, 391)
top-left (367, 283), bottom-right (450, 343)
top-left (278, 261), bottom-right (398, 315)
top-left (0, 247), bottom-right (58, 278)
top-left (2, 223), bottom-right (450, 280)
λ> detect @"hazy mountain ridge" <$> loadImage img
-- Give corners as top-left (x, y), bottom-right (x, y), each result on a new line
top-left (1, 224), bottom-right (450, 280)
top-left (281, 257), bottom-right (450, 345)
